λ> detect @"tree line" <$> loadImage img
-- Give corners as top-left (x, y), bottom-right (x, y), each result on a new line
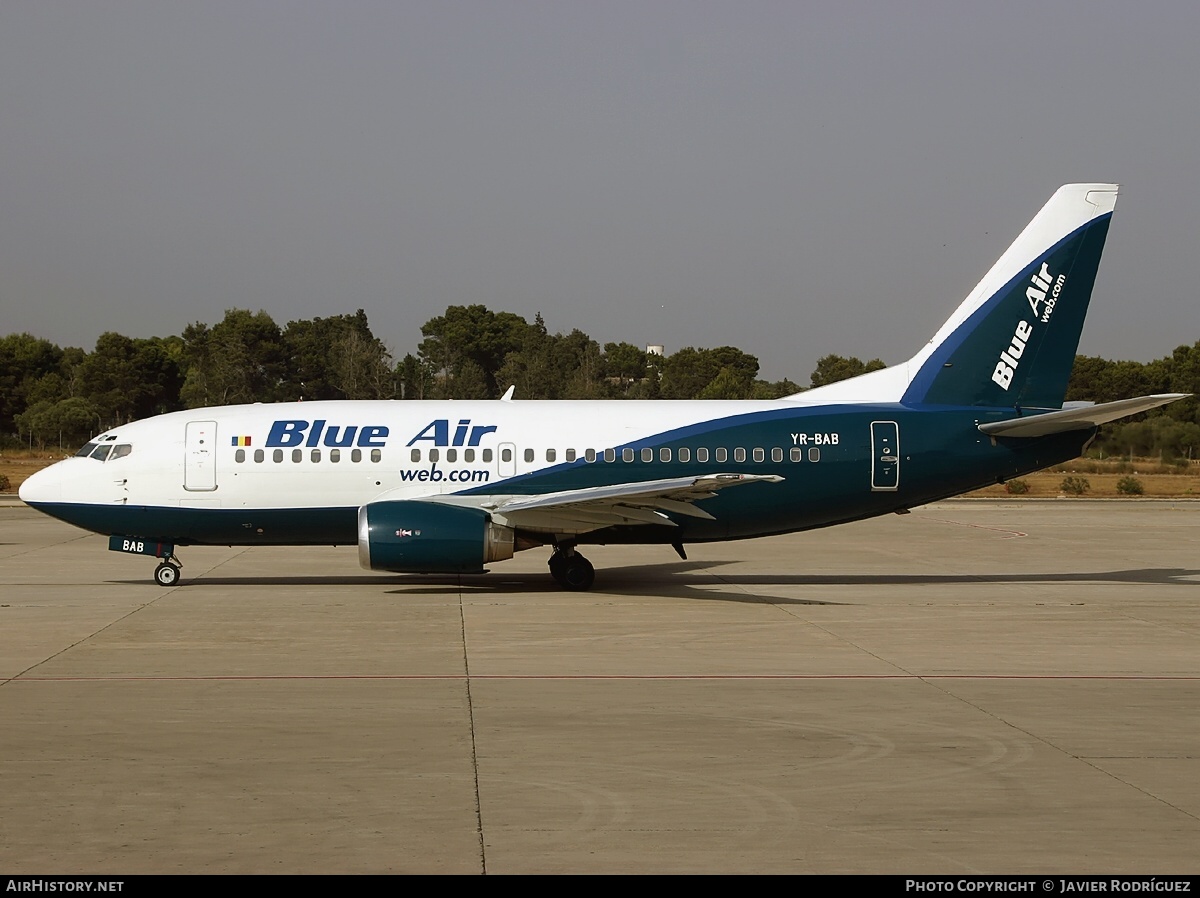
top-left (2, 304), bottom-right (1198, 460)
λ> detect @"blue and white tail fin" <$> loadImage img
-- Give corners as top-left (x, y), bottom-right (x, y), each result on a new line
top-left (794, 184), bottom-right (1118, 409)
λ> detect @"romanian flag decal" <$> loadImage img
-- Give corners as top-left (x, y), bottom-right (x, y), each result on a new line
top-left (232, 436), bottom-right (252, 447)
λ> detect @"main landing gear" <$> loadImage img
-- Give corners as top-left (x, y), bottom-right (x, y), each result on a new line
top-left (548, 546), bottom-right (595, 591)
top-left (153, 557), bottom-right (182, 587)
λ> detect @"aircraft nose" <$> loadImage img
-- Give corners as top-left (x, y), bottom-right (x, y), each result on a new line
top-left (18, 463), bottom-right (62, 504)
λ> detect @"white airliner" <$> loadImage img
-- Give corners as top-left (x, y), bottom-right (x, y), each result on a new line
top-left (20, 184), bottom-right (1186, 589)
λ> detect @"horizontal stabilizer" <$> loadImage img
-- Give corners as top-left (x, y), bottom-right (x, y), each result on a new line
top-left (978, 394), bottom-right (1189, 438)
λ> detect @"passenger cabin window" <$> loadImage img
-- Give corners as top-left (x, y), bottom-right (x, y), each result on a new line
top-left (566, 449), bottom-right (576, 462)
top-left (524, 448), bottom-right (534, 463)
top-left (696, 447), bottom-right (709, 463)
top-left (274, 449), bottom-right (284, 463)
top-left (254, 449), bottom-right (264, 463)
top-left (501, 448), bottom-right (512, 463)
top-left (604, 448), bottom-right (616, 462)
top-left (809, 448), bottom-right (820, 462)
top-left (678, 447), bottom-right (691, 463)
top-left (292, 449), bottom-right (303, 463)
top-left (623, 448), bottom-right (634, 463)
top-left (772, 447), bottom-right (783, 463)
top-left (429, 448), bottom-right (440, 463)
top-left (235, 449), bottom-right (246, 463)
top-left (447, 449), bottom-right (457, 463)
top-left (715, 448), bottom-right (727, 463)
top-left (584, 449), bottom-right (596, 463)
top-left (734, 448), bottom-right (746, 463)
top-left (753, 448), bottom-right (764, 463)
top-left (660, 448), bottom-right (671, 462)
top-left (351, 449), bottom-right (362, 463)
top-left (311, 449), bottom-right (321, 463)
top-left (330, 449), bottom-right (340, 463)
top-left (411, 449), bottom-right (421, 463)
top-left (546, 448), bottom-right (556, 463)
top-left (371, 449), bottom-right (382, 463)
top-left (790, 447), bottom-right (802, 462)
top-left (464, 448), bottom-right (475, 462)
top-left (482, 448), bottom-right (493, 463)
top-left (641, 448), bottom-right (653, 463)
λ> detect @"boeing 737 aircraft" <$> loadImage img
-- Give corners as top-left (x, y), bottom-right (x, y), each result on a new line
top-left (19, 184), bottom-right (1187, 589)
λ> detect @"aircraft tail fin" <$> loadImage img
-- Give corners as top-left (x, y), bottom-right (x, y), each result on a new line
top-left (791, 184), bottom-right (1118, 409)
top-left (902, 183), bottom-right (1117, 408)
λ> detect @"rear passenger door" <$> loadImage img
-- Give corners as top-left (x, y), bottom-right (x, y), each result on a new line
top-left (870, 421), bottom-right (899, 491)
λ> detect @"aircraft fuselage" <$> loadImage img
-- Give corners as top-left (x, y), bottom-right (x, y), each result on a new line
top-left (23, 399), bottom-right (1092, 548)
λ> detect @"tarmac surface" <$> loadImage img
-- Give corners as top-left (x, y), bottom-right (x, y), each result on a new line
top-left (1, 499), bottom-right (1198, 874)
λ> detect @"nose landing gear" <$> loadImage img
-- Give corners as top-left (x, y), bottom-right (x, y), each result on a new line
top-left (107, 536), bottom-right (182, 587)
top-left (153, 557), bottom-right (182, 587)
top-left (548, 545), bottom-right (595, 591)
top-left (153, 562), bottom-right (178, 587)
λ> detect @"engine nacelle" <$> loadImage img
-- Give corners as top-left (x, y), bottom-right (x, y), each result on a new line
top-left (357, 500), bottom-right (514, 573)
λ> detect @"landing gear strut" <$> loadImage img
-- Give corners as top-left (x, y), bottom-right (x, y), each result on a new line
top-left (153, 557), bottom-right (182, 587)
top-left (548, 546), bottom-right (595, 591)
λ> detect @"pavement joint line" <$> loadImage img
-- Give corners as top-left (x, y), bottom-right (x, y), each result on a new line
top-left (0, 529), bottom-right (91, 561)
top-left (458, 573), bottom-right (487, 876)
top-left (1, 575), bottom-right (182, 689)
top-left (918, 674), bottom-right (1200, 826)
top-left (917, 514), bottom-right (1028, 539)
top-left (7, 674), bottom-right (1199, 681)
top-left (772, 590), bottom-right (918, 678)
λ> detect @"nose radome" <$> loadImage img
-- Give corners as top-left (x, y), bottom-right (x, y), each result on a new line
top-left (18, 463), bottom-right (62, 504)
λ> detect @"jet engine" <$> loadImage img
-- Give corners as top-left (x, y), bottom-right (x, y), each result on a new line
top-left (357, 500), bottom-right (515, 573)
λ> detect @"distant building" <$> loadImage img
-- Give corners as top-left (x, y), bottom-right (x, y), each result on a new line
top-left (646, 344), bottom-right (664, 357)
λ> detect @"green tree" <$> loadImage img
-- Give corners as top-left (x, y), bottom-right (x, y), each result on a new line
top-left (558, 329), bottom-right (606, 399)
top-left (398, 352), bottom-right (435, 400)
top-left (180, 310), bottom-right (285, 407)
top-left (752, 378), bottom-right (803, 399)
top-left (1164, 341), bottom-right (1200, 427)
top-left (75, 333), bottom-right (183, 427)
top-left (15, 397), bottom-right (98, 450)
top-left (603, 342), bottom-right (648, 382)
top-left (330, 328), bottom-right (396, 399)
top-left (495, 313), bottom-right (557, 399)
top-left (446, 359), bottom-right (491, 400)
top-left (0, 333), bottom-right (64, 434)
top-left (698, 366), bottom-right (754, 400)
top-left (418, 305), bottom-right (531, 398)
top-left (660, 347), bottom-right (759, 399)
top-left (809, 354), bottom-right (886, 388)
top-left (279, 310), bottom-right (394, 401)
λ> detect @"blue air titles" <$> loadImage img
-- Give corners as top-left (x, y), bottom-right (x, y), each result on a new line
top-left (1027, 261), bottom-right (1067, 325)
top-left (266, 420), bottom-right (389, 448)
top-left (991, 320), bottom-right (1034, 391)
top-left (992, 261), bottom-right (1067, 392)
top-left (406, 419), bottom-right (498, 448)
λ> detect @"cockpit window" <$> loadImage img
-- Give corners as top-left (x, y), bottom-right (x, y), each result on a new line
top-left (76, 441), bottom-right (131, 460)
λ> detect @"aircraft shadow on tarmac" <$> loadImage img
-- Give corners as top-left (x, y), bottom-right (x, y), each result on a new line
top-left (116, 560), bottom-right (1200, 605)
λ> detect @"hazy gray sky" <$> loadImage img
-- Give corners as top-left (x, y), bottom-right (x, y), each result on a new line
top-left (2, 1), bottom-right (1197, 381)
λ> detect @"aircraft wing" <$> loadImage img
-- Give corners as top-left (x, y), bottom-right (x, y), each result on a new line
top-left (484, 473), bottom-right (784, 534)
top-left (978, 394), bottom-right (1189, 438)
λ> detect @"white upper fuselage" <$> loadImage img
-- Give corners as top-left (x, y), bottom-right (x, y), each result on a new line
top-left (21, 398), bottom-right (813, 511)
